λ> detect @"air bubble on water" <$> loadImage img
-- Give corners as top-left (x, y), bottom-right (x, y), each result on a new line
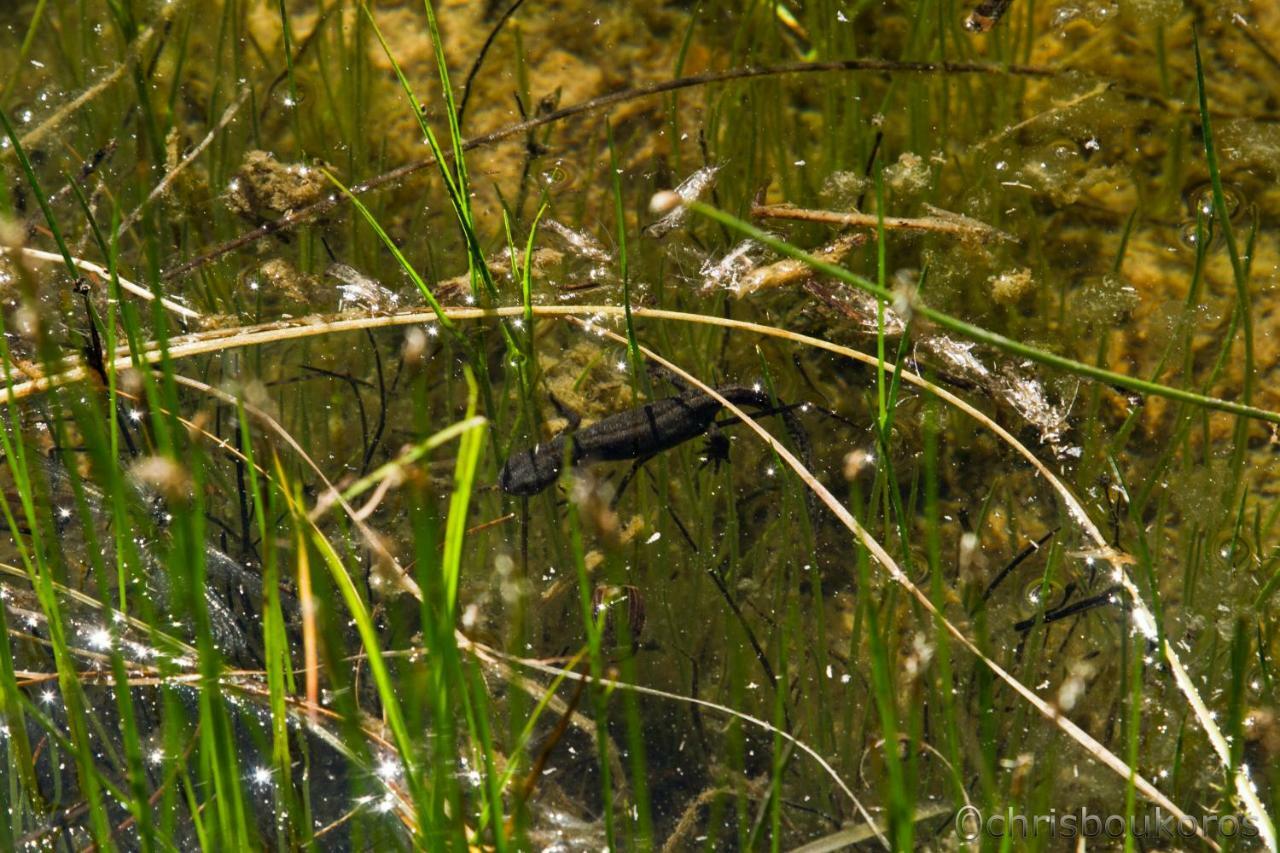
top-left (1177, 219), bottom-right (1216, 252)
top-left (1023, 579), bottom-right (1061, 610)
top-left (539, 159), bottom-right (579, 192)
top-left (278, 86), bottom-right (303, 109)
top-left (1088, 1), bottom-right (1118, 23)
top-left (645, 164), bottom-right (720, 238)
top-left (1184, 181), bottom-right (1244, 222)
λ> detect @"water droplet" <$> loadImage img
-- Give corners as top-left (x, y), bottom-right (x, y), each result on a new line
top-left (1022, 579), bottom-right (1063, 613)
top-left (1183, 181), bottom-right (1245, 222)
top-left (1177, 218), bottom-right (1223, 252)
top-left (540, 160), bottom-right (576, 190)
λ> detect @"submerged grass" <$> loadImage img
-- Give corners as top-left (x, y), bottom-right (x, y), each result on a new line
top-left (0, 0), bottom-right (1277, 849)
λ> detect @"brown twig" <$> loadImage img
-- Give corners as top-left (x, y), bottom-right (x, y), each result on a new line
top-left (751, 201), bottom-right (1016, 244)
top-left (1232, 12), bottom-right (1280, 73)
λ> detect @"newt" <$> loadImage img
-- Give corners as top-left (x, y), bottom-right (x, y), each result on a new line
top-left (498, 385), bottom-right (807, 497)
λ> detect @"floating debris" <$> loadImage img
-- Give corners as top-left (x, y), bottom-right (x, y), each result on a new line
top-left (541, 219), bottom-right (615, 290)
top-left (644, 164), bottom-right (722, 238)
top-left (699, 239), bottom-right (764, 293)
top-left (731, 234), bottom-right (865, 298)
top-left (431, 248), bottom-right (566, 304)
top-left (990, 267), bottom-right (1035, 306)
top-left (799, 282), bottom-right (1075, 446)
top-left (224, 150), bottom-right (328, 218)
top-left (541, 218), bottom-right (611, 264)
top-left (326, 262), bottom-right (401, 313)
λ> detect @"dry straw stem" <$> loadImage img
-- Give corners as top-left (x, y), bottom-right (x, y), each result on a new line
top-left (751, 202), bottom-right (1017, 244)
top-left (2, 247), bottom-right (200, 321)
top-left (4, 303), bottom-right (1272, 843)
top-left (611, 330), bottom-right (1220, 850)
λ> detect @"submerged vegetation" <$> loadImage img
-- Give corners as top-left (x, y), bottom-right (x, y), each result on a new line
top-left (0, 0), bottom-right (1278, 849)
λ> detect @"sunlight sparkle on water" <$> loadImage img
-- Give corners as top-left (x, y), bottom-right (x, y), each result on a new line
top-left (86, 627), bottom-right (111, 650)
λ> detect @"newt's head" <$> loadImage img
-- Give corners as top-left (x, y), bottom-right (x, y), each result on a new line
top-left (497, 443), bottom-right (564, 496)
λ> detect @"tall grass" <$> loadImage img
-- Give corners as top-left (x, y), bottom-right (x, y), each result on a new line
top-left (0, 0), bottom-right (1276, 849)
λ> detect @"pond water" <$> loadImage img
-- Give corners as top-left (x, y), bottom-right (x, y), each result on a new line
top-left (0, 0), bottom-right (1277, 849)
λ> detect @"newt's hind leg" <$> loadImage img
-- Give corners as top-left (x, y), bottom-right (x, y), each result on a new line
top-left (547, 391), bottom-right (582, 432)
top-left (609, 452), bottom-right (658, 510)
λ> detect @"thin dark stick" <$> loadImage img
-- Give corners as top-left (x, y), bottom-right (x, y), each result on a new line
top-left (45, 139), bottom-right (119, 212)
top-left (982, 528), bottom-right (1057, 602)
top-left (264, 372), bottom-right (374, 390)
top-left (705, 560), bottom-right (779, 693)
top-left (360, 328), bottom-right (386, 475)
top-left (299, 365), bottom-right (368, 467)
top-left (234, 426), bottom-right (253, 560)
top-left (854, 129), bottom-right (882, 211)
top-left (457, 0), bottom-right (530, 128)
top-left (654, 479), bottom-right (700, 553)
top-left (609, 451), bottom-right (657, 510)
top-left (519, 497), bottom-right (529, 577)
top-left (1014, 584), bottom-right (1124, 632)
top-left (505, 672), bottom-right (587, 831)
top-left (160, 57), bottom-right (1056, 282)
